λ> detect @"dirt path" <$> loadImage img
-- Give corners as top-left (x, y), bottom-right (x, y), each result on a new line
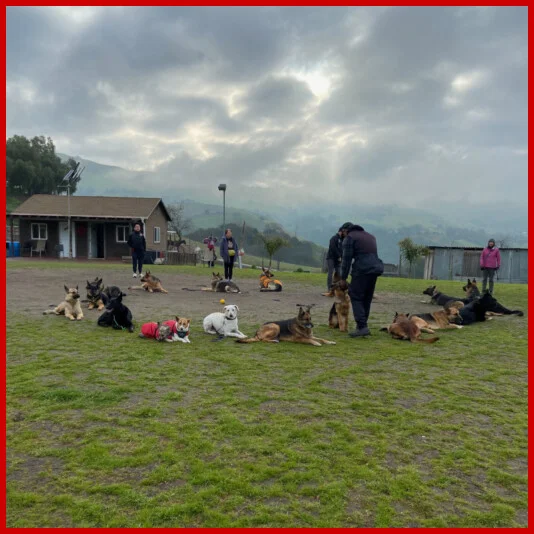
top-left (6, 266), bottom-right (438, 328)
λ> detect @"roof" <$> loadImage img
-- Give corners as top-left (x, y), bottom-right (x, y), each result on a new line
top-left (426, 245), bottom-right (528, 251)
top-left (10, 194), bottom-right (171, 221)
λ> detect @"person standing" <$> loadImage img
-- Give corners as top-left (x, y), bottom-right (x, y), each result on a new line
top-left (323, 227), bottom-right (343, 296)
top-left (127, 222), bottom-right (146, 278)
top-left (340, 222), bottom-right (384, 337)
top-left (480, 238), bottom-right (501, 294)
top-left (220, 228), bottom-right (239, 281)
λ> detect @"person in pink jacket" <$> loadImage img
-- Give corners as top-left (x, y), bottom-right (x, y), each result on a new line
top-left (480, 238), bottom-right (501, 294)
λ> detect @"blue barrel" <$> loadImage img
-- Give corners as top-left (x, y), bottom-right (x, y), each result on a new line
top-left (13, 242), bottom-right (20, 257)
top-left (6, 242), bottom-right (12, 257)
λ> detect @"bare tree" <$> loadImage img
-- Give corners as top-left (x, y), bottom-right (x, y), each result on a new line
top-left (166, 202), bottom-right (192, 244)
top-left (496, 235), bottom-right (513, 248)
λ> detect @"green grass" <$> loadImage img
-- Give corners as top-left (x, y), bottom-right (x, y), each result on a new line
top-left (6, 263), bottom-right (528, 527)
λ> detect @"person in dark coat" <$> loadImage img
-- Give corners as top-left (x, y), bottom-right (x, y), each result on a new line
top-left (220, 228), bottom-right (239, 281)
top-left (127, 222), bottom-right (146, 278)
top-left (324, 228), bottom-right (343, 295)
top-left (340, 222), bottom-right (384, 337)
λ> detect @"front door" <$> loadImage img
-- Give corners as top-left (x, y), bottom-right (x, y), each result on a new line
top-left (59, 221), bottom-right (76, 258)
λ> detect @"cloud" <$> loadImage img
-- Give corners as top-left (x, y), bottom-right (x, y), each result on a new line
top-left (6, 6), bottom-right (527, 215)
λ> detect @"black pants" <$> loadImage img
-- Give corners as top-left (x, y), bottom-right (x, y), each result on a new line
top-left (132, 249), bottom-right (144, 274)
top-left (224, 257), bottom-right (235, 280)
top-left (348, 274), bottom-right (378, 330)
top-left (482, 268), bottom-right (497, 294)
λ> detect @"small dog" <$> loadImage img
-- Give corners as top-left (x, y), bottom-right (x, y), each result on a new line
top-left (408, 306), bottom-right (463, 330)
top-left (85, 277), bottom-right (106, 310)
top-left (237, 304), bottom-right (336, 346)
top-left (259, 267), bottom-right (283, 292)
top-left (129, 270), bottom-right (168, 293)
top-left (328, 274), bottom-right (350, 332)
top-left (203, 305), bottom-right (247, 339)
top-left (381, 313), bottom-right (439, 344)
top-left (97, 286), bottom-right (134, 332)
top-left (139, 322), bottom-right (173, 342)
top-left (201, 272), bottom-right (241, 293)
top-left (43, 285), bottom-right (84, 321)
top-left (163, 317), bottom-right (192, 343)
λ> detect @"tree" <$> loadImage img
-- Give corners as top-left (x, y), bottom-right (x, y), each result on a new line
top-left (398, 237), bottom-right (429, 278)
top-left (166, 201), bottom-right (192, 243)
top-left (260, 234), bottom-right (289, 267)
top-left (6, 135), bottom-right (79, 196)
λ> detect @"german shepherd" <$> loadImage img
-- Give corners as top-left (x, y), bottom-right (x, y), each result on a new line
top-left (97, 286), bottom-right (134, 332)
top-left (328, 273), bottom-right (350, 332)
top-left (259, 267), bottom-right (283, 292)
top-left (381, 313), bottom-right (439, 343)
top-left (202, 272), bottom-right (241, 293)
top-left (237, 304), bottom-right (336, 346)
top-left (84, 277), bottom-right (106, 310)
top-left (43, 285), bottom-right (84, 321)
top-left (462, 278), bottom-right (481, 300)
top-left (409, 306), bottom-right (463, 331)
top-left (422, 285), bottom-right (467, 307)
top-left (129, 270), bottom-right (168, 293)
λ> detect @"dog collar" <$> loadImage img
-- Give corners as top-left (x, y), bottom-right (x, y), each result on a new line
top-left (177, 330), bottom-right (189, 338)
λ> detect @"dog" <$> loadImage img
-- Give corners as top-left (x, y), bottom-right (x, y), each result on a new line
top-left (129, 270), bottom-right (168, 293)
top-left (237, 304), bottom-right (336, 346)
top-left (381, 313), bottom-right (439, 343)
top-left (462, 278), bottom-right (481, 301)
top-left (259, 267), bottom-right (283, 292)
top-left (201, 272), bottom-right (241, 293)
top-left (422, 285), bottom-right (468, 307)
top-left (97, 286), bottom-right (134, 332)
top-left (84, 277), bottom-right (106, 310)
top-left (482, 291), bottom-right (524, 317)
top-left (163, 317), bottom-right (192, 343)
top-left (409, 306), bottom-right (463, 330)
top-left (139, 322), bottom-right (173, 342)
top-left (328, 273), bottom-right (350, 332)
top-left (203, 305), bottom-right (247, 339)
top-left (43, 285), bottom-right (84, 321)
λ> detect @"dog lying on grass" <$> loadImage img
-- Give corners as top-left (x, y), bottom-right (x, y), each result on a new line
top-left (129, 270), bottom-right (168, 293)
top-left (43, 285), bottom-right (84, 321)
top-left (97, 286), bottom-right (134, 332)
top-left (381, 313), bottom-right (439, 343)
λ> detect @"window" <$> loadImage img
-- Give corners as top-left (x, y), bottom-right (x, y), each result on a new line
top-left (154, 226), bottom-right (161, 243)
top-left (31, 223), bottom-right (47, 240)
top-left (116, 225), bottom-right (129, 243)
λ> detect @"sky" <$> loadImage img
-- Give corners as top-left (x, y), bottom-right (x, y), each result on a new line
top-left (6, 6), bottom-right (528, 212)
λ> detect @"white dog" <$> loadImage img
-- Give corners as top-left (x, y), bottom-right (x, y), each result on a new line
top-left (203, 305), bottom-right (247, 339)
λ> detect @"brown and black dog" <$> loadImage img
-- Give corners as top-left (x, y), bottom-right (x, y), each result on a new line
top-left (409, 306), bottom-right (463, 330)
top-left (85, 277), bottom-right (106, 310)
top-left (129, 270), bottom-right (168, 293)
top-left (328, 273), bottom-right (350, 332)
top-left (381, 313), bottom-right (439, 343)
top-left (237, 304), bottom-right (336, 346)
top-left (259, 267), bottom-right (283, 292)
top-left (462, 278), bottom-right (481, 301)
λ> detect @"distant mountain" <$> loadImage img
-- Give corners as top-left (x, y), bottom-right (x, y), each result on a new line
top-left (58, 154), bottom-right (528, 264)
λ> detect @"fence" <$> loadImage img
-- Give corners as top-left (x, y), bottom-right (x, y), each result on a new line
top-left (165, 251), bottom-right (198, 266)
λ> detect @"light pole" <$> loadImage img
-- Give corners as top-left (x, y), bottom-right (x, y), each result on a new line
top-left (58, 172), bottom-right (73, 259)
top-left (218, 184), bottom-right (227, 231)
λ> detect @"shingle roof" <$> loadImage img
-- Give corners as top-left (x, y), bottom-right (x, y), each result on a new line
top-left (10, 195), bottom-right (171, 221)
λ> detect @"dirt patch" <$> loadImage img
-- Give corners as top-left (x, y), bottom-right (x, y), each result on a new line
top-left (6, 266), bottom-right (437, 329)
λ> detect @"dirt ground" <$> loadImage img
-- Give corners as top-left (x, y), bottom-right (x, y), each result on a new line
top-left (6, 265), bottom-right (438, 329)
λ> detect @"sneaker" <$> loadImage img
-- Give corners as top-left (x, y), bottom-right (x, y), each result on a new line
top-left (349, 327), bottom-right (371, 338)
top-left (132, 273), bottom-right (137, 278)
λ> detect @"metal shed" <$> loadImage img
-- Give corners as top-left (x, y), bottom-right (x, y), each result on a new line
top-left (423, 246), bottom-right (528, 284)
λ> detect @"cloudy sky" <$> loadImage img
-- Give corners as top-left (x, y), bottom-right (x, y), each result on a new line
top-left (6, 6), bottom-right (528, 211)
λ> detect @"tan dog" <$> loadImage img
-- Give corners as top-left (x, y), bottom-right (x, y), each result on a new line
top-left (259, 267), bottom-right (283, 292)
top-left (381, 313), bottom-right (439, 343)
top-left (328, 273), bottom-right (350, 332)
top-left (409, 307), bottom-right (464, 330)
top-left (129, 270), bottom-right (168, 293)
top-left (43, 285), bottom-right (84, 321)
top-left (237, 304), bottom-right (336, 346)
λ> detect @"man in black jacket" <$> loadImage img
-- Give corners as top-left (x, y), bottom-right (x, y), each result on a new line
top-left (340, 222), bottom-right (384, 337)
top-left (127, 222), bottom-right (146, 278)
top-left (324, 227), bottom-right (343, 295)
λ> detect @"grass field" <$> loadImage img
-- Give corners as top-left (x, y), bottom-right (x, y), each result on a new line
top-left (6, 261), bottom-right (528, 527)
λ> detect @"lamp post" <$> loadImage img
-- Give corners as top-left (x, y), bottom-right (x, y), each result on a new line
top-left (58, 172), bottom-right (73, 259)
top-left (218, 184), bottom-right (227, 231)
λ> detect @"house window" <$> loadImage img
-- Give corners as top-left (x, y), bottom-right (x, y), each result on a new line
top-left (154, 226), bottom-right (161, 244)
top-left (31, 223), bottom-right (47, 240)
top-left (116, 225), bottom-right (130, 243)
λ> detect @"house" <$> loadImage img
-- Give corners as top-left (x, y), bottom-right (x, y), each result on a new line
top-left (9, 195), bottom-right (171, 260)
top-left (422, 245), bottom-right (528, 284)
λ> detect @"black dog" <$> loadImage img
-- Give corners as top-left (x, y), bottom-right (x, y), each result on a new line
top-left (482, 291), bottom-right (524, 317)
top-left (97, 286), bottom-right (134, 332)
top-left (459, 292), bottom-right (524, 325)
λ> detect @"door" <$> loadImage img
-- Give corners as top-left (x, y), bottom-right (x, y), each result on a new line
top-left (59, 221), bottom-right (76, 258)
